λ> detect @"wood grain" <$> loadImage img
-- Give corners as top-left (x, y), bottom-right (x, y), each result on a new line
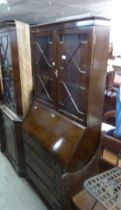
top-left (16, 20), bottom-right (33, 116)
top-left (72, 190), bottom-right (105, 210)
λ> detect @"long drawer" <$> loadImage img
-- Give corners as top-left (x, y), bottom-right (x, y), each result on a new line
top-left (25, 152), bottom-right (61, 201)
top-left (24, 143), bottom-right (61, 188)
top-left (26, 166), bottom-right (61, 210)
top-left (23, 132), bottom-right (63, 175)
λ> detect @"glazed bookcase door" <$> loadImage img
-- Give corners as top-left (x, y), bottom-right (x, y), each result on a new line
top-left (33, 30), bottom-right (56, 107)
top-left (56, 28), bottom-right (91, 124)
top-left (0, 33), bottom-right (16, 111)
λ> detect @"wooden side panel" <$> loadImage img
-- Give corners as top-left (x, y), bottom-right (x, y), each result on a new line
top-left (68, 125), bottom-right (100, 170)
top-left (16, 20), bottom-right (33, 116)
top-left (9, 29), bottom-right (23, 115)
top-left (87, 26), bottom-right (110, 127)
top-left (61, 150), bottom-right (99, 210)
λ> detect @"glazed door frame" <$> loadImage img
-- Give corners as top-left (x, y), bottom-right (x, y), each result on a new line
top-left (56, 27), bottom-right (92, 124)
top-left (32, 29), bottom-right (57, 108)
top-left (0, 31), bottom-right (17, 111)
top-left (32, 26), bottom-right (94, 124)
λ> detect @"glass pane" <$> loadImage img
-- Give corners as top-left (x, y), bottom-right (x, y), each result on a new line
top-left (0, 34), bottom-right (16, 111)
top-left (34, 35), bottom-right (54, 105)
top-left (58, 32), bottom-right (89, 121)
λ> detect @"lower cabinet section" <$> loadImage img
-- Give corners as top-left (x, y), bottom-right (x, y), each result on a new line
top-left (1, 105), bottom-right (25, 176)
top-left (22, 102), bottom-right (100, 210)
top-left (23, 132), bottom-right (63, 176)
top-left (24, 144), bottom-right (61, 188)
top-left (25, 153), bottom-right (61, 201)
top-left (23, 132), bottom-right (64, 210)
top-left (26, 167), bottom-right (61, 210)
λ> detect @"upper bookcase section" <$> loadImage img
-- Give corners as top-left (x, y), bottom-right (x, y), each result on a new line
top-left (0, 20), bottom-right (33, 117)
top-left (31, 16), bottom-right (110, 126)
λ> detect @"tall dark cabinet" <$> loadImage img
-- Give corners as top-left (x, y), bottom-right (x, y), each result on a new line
top-left (31, 18), bottom-right (109, 126)
top-left (23, 17), bottom-right (110, 209)
top-left (0, 20), bottom-right (33, 175)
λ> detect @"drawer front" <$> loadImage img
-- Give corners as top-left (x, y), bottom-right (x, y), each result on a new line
top-left (26, 166), bottom-right (61, 210)
top-left (23, 132), bottom-right (63, 175)
top-left (24, 143), bottom-right (61, 187)
top-left (25, 153), bottom-right (61, 201)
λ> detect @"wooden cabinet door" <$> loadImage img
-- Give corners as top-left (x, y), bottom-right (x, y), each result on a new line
top-left (32, 29), bottom-right (56, 107)
top-left (0, 33), bottom-right (16, 111)
top-left (56, 28), bottom-right (91, 124)
top-left (3, 114), bottom-right (17, 162)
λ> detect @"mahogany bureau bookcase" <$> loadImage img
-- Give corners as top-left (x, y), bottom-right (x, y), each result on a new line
top-left (0, 20), bottom-right (33, 176)
top-left (22, 17), bottom-right (110, 209)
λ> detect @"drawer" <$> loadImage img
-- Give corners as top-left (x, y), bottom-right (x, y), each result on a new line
top-left (26, 166), bottom-right (61, 210)
top-left (24, 143), bottom-right (61, 187)
top-left (25, 153), bottom-right (61, 201)
top-left (23, 132), bottom-right (63, 175)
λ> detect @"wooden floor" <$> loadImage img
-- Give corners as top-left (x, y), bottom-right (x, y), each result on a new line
top-left (103, 149), bottom-right (121, 167)
top-left (72, 190), bottom-right (105, 210)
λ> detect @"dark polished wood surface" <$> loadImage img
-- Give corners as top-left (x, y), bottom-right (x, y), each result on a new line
top-left (23, 101), bottom-right (100, 171)
top-left (102, 133), bottom-right (121, 154)
top-left (31, 16), bottom-right (110, 30)
top-left (61, 150), bottom-right (99, 210)
top-left (1, 105), bottom-right (25, 176)
top-left (23, 101), bottom-right (85, 170)
top-left (25, 17), bottom-right (110, 210)
top-left (87, 27), bottom-right (110, 126)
